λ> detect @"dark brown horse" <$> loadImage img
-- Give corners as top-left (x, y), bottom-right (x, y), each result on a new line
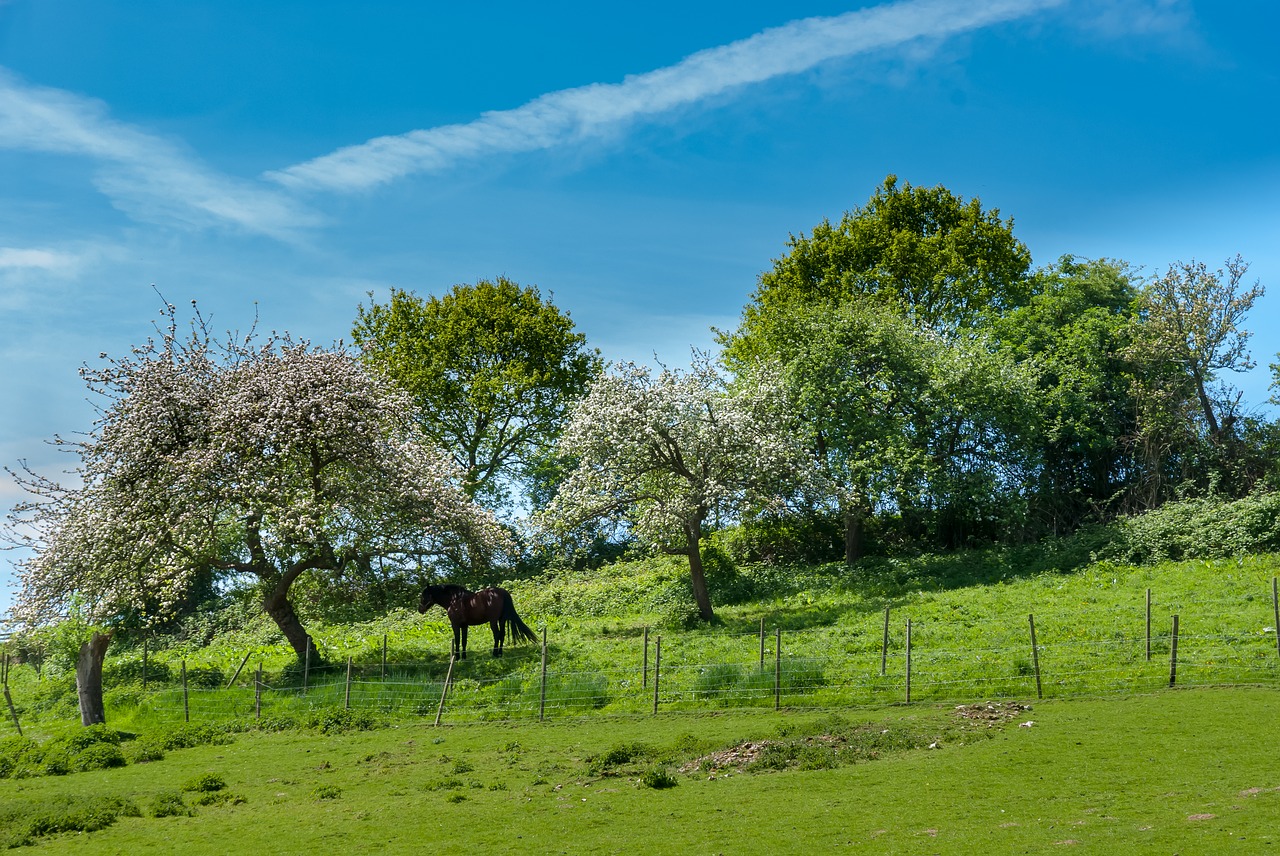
top-left (418, 584), bottom-right (538, 659)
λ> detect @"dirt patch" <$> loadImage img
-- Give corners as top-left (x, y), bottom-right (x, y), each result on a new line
top-left (953, 701), bottom-right (1033, 728)
top-left (679, 735), bottom-right (843, 773)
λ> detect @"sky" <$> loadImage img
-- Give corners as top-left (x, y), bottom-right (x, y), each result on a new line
top-left (2, 0), bottom-right (1278, 617)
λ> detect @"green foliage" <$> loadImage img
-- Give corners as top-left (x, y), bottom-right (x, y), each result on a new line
top-left (639, 765), bottom-right (678, 789)
top-left (155, 723), bottom-right (236, 750)
top-left (0, 795), bottom-right (140, 848)
top-left (1105, 491), bottom-right (1280, 563)
top-left (70, 742), bottom-right (127, 772)
top-left (312, 785), bottom-right (342, 800)
top-left (182, 772), bottom-right (227, 793)
top-left (587, 741), bottom-right (657, 775)
top-left (352, 277), bottom-right (601, 508)
top-left (150, 791), bottom-right (191, 818)
top-left (0, 736), bottom-right (42, 779)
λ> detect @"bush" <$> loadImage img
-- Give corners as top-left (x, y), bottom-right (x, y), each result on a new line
top-left (104, 656), bottom-right (172, 686)
top-left (639, 764), bottom-right (678, 789)
top-left (155, 723), bottom-right (235, 750)
top-left (150, 791), bottom-right (190, 818)
top-left (182, 772), bottom-right (227, 793)
top-left (2, 796), bottom-right (140, 848)
top-left (1106, 492), bottom-right (1280, 564)
top-left (0, 736), bottom-right (42, 779)
top-left (71, 743), bottom-right (127, 772)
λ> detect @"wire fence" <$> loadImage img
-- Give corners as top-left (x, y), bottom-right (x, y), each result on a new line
top-left (4, 583), bottom-right (1280, 732)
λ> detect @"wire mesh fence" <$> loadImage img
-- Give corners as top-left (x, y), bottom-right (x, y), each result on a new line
top-left (4, 585), bottom-right (1280, 733)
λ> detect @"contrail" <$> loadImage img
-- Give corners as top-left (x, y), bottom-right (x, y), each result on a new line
top-left (269, 0), bottom-right (1066, 193)
top-left (0, 69), bottom-right (319, 239)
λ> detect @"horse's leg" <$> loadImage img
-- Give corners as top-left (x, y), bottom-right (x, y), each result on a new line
top-left (492, 619), bottom-right (503, 657)
top-left (451, 624), bottom-right (461, 660)
top-left (460, 624), bottom-right (468, 660)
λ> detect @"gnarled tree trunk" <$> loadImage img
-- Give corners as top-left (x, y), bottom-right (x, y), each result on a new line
top-left (263, 588), bottom-right (318, 661)
top-left (76, 631), bottom-right (113, 726)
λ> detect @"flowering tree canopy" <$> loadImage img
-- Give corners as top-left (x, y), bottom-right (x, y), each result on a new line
top-left (539, 357), bottom-right (810, 620)
top-left (6, 304), bottom-right (508, 660)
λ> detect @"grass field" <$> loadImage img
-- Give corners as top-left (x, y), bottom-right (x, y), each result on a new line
top-left (2, 687), bottom-right (1278, 853)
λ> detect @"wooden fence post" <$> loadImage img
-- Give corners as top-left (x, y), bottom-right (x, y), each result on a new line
top-left (382, 634), bottom-right (388, 680)
top-left (905, 619), bottom-right (912, 704)
top-left (142, 636), bottom-right (148, 692)
top-left (302, 637), bottom-right (311, 695)
top-left (643, 626), bottom-right (649, 689)
top-left (1273, 578), bottom-right (1279, 659)
top-left (434, 656), bottom-right (455, 727)
top-left (774, 627), bottom-right (781, 710)
top-left (226, 650), bottom-right (252, 689)
top-left (255, 662), bottom-right (262, 719)
top-left (759, 617), bottom-right (766, 672)
top-left (182, 660), bottom-right (189, 723)
top-left (1028, 614), bottom-right (1043, 700)
top-left (344, 656), bottom-right (353, 710)
top-left (1169, 614), bottom-right (1179, 687)
top-left (881, 607), bottom-right (890, 676)
top-left (539, 628), bottom-right (548, 721)
top-left (652, 636), bottom-right (661, 715)
top-left (1146, 588), bottom-right (1152, 662)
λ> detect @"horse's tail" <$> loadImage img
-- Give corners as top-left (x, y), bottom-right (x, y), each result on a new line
top-left (499, 590), bottom-right (539, 645)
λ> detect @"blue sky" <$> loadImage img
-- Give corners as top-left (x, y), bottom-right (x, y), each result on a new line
top-left (2, 0), bottom-right (1278, 615)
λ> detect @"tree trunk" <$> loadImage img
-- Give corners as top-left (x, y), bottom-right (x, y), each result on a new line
top-left (75, 632), bottom-right (113, 726)
top-left (263, 589), bottom-right (318, 661)
top-left (684, 521), bottom-right (715, 621)
top-left (843, 506), bottom-right (863, 564)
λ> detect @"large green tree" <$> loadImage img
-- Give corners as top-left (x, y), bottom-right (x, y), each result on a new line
top-left (731, 174), bottom-right (1032, 350)
top-left (352, 277), bottom-right (600, 510)
top-left (723, 177), bottom-right (1036, 554)
top-left (994, 256), bottom-right (1142, 529)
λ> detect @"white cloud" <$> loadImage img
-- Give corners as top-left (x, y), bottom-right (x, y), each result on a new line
top-left (269, 0), bottom-right (1068, 193)
top-left (0, 247), bottom-right (74, 271)
top-left (0, 69), bottom-right (320, 239)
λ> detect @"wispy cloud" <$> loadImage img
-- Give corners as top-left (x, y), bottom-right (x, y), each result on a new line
top-left (0, 69), bottom-right (320, 239)
top-left (269, 0), bottom-right (1068, 193)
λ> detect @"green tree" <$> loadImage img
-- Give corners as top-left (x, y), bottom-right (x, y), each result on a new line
top-left (352, 278), bottom-right (600, 511)
top-left (723, 177), bottom-right (1036, 554)
top-left (732, 174), bottom-right (1032, 347)
top-left (994, 256), bottom-right (1141, 529)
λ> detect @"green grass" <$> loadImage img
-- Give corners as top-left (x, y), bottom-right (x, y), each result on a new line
top-left (4, 552), bottom-right (1280, 736)
top-left (1, 687), bottom-right (1278, 852)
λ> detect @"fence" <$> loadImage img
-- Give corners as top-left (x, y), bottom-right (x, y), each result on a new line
top-left (4, 581), bottom-right (1280, 732)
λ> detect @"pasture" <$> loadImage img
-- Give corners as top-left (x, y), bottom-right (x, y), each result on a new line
top-left (2, 687), bottom-right (1278, 853)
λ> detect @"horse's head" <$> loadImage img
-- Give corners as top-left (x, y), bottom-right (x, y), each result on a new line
top-left (418, 586), bottom-right (437, 614)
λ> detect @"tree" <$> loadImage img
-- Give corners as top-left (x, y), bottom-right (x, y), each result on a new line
top-left (351, 277), bottom-right (601, 510)
top-left (732, 174), bottom-right (1032, 346)
top-left (538, 358), bottom-right (810, 620)
top-left (7, 304), bottom-right (506, 722)
top-left (1126, 256), bottom-right (1265, 500)
top-left (993, 257), bottom-right (1142, 529)
top-left (722, 177), bottom-right (1036, 554)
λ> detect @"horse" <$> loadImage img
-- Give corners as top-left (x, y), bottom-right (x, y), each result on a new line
top-left (417, 584), bottom-right (538, 660)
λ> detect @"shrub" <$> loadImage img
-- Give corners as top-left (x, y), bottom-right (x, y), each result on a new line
top-left (155, 723), bottom-right (235, 750)
top-left (0, 736), bottom-right (42, 779)
top-left (587, 742), bottom-right (656, 774)
top-left (71, 743), bottom-right (127, 772)
top-left (312, 785), bottom-right (342, 800)
top-left (639, 765), bottom-right (678, 789)
top-left (150, 792), bottom-right (190, 818)
top-left (182, 772), bottom-right (227, 793)
top-left (104, 656), bottom-right (172, 686)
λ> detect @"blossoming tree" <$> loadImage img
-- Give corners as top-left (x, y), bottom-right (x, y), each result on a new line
top-left (539, 357), bottom-right (810, 621)
top-left (6, 304), bottom-right (507, 722)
